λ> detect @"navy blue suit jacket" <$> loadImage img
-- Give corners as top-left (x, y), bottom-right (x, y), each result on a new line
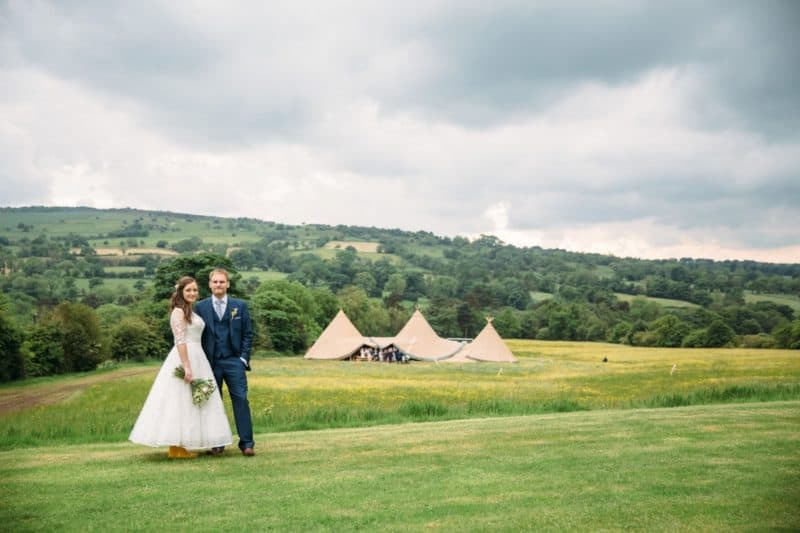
top-left (195, 296), bottom-right (254, 371)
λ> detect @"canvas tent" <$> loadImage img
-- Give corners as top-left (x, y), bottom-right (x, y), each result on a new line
top-left (303, 309), bottom-right (372, 360)
top-left (304, 309), bottom-right (515, 363)
top-left (391, 309), bottom-right (465, 362)
top-left (445, 317), bottom-right (517, 363)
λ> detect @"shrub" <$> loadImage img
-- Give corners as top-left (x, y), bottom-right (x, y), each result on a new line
top-left (54, 302), bottom-right (107, 371)
top-left (773, 320), bottom-right (800, 349)
top-left (111, 317), bottom-right (165, 361)
top-left (21, 322), bottom-right (65, 376)
top-left (0, 308), bottom-right (24, 381)
top-left (740, 334), bottom-right (776, 349)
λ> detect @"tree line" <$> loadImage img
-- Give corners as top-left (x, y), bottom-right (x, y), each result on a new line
top-left (2, 208), bottom-right (800, 382)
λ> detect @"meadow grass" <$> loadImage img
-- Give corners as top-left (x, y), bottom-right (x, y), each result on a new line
top-left (744, 290), bottom-right (800, 312)
top-left (73, 278), bottom-right (147, 291)
top-left (1, 341), bottom-right (798, 450)
top-left (239, 269), bottom-right (289, 282)
top-left (2, 401), bottom-right (798, 531)
top-left (614, 293), bottom-right (699, 308)
top-left (293, 247), bottom-right (405, 263)
top-left (530, 290), bottom-right (554, 303)
top-left (103, 266), bottom-right (146, 274)
top-left (323, 241), bottom-right (380, 252)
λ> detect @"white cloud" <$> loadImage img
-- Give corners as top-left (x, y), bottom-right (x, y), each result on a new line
top-left (0, 1), bottom-right (798, 262)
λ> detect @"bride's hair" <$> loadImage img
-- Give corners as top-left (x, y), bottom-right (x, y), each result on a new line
top-left (170, 276), bottom-right (197, 323)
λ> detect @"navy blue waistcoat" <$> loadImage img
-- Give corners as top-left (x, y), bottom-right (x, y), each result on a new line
top-left (212, 314), bottom-right (235, 358)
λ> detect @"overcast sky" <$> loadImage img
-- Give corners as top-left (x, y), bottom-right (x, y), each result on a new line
top-left (2, 1), bottom-right (799, 262)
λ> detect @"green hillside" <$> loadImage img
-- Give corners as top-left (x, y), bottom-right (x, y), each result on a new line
top-left (1, 205), bottom-right (799, 378)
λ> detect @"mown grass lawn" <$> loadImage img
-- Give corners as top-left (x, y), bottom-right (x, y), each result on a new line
top-left (2, 402), bottom-right (798, 531)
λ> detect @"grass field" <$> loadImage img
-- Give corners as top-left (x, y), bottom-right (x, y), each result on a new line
top-left (745, 290), bottom-right (800, 312)
top-left (0, 207), bottom-right (351, 252)
top-left (530, 290), bottom-right (554, 303)
top-left (2, 402), bottom-right (798, 531)
top-left (1, 340), bottom-right (799, 530)
top-left (239, 270), bottom-right (289, 283)
top-left (295, 247), bottom-right (405, 264)
top-left (103, 266), bottom-right (146, 274)
top-left (614, 293), bottom-right (699, 308)
top-left (2, 341), bottom-right (798, 449)
top-left (73, 278), bottom-right (148, 291)
top-left (324, 241), bottom-right (381, 252)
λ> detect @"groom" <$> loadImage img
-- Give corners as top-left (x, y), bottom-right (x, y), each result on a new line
top-left (196, 268), bottom-right (255, 456)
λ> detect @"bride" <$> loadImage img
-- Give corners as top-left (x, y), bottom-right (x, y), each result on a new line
top-left (129, 276), bottom-right (232, 458)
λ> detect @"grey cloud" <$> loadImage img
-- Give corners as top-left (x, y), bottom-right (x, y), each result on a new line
top-left (384, 1), bottom-right (800, 138)
top-left (5, 1), bottom-right (798, 143)
top-left (0, 0), bottom-right (798, 260)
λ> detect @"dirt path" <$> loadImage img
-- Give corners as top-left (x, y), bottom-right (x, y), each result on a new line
top-left (0, 367), bottom-right (154, 415)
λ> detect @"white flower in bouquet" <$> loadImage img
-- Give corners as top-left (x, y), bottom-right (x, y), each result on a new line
top-left (174, 365), bottom-right (216, 406)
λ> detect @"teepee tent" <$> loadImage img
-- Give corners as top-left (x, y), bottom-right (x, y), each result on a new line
top-left (304, 310), bottom-right (371, 360)
top-left (392, 308), bottom-right (465, 361)
top-left (448, 317), bottom-right (517, 363)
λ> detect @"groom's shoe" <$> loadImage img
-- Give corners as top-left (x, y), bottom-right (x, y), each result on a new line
top-left (242, 447), bottom-right (255, 457)
top-left (206, 446), bottom-right (224, 456)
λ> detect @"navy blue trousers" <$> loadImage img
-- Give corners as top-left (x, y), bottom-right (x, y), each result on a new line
top-left (213, 358), bottom-right (254, 450)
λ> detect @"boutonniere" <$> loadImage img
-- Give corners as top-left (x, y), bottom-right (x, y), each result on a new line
top-left (230, 308), bottom-right (238, 319)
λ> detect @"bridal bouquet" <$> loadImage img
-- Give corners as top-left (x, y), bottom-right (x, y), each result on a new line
top-left (173, 365), bottom-right (216, 406)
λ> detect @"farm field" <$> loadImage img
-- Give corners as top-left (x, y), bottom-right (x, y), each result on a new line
top-left (295, 246), bottom-right (404, 264)
top-left (614, 292), bottom-right (699, 308)
top-left (88, 247), bottom-right (178, 257)
top-left (324, 240), bottom-right (380, 252)
top-left (238, 269), bottom-right (289, 283)
top-left (745, 290), bottom-right (800, 312)
top-left (529, 290), bottom-right (554, 303)
top-left (73, 278), bottom-right (148, 291)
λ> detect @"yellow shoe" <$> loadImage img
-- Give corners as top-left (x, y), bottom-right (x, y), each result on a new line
top-left (168, 446), bottom-right (198, 459)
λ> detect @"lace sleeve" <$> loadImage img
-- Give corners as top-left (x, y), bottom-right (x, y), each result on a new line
top-left (170, 308), bottom-right (188, 346)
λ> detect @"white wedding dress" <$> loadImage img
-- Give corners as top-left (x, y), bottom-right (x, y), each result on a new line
top-left (129, 309), bottom-right (233, 451)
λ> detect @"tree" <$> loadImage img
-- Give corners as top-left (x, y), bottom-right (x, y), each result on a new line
top-left (95, 304), bottom-right (129, 331)
top-left (310, 288), bottom-right (339, 330)
top-left (337, 286), bottom-right (390, 336)
top-left (608, 321), bottom-right (631, 344)
top-left (682, 328), bottom-right (708, 348)
top-left (426, 298), bottom-right (460, 338)
top-left (0, 300), bottom-right (24, 381)
top-left (650, 315), bottom-right (691, 347)
top-left (111, 317), bottom-right (165, 361)
top-left (705, 320), bottom-right (736, 347)
top-left (456, 301), bottom-right (478, 338)
top-left (385, 273), bottom-right (406, 300)
top-left (22, 322), bottom-right (65, 376)
top-left (354, 272), bottom-right (377, 296)
top-left (171, 236), bottom-right (204, 253)
top-left (256, 280), bottom-right (327, 346)
top-left (773, 320), bottom-right (800, 349)
top-left (153, 253), bottom-right (238, 300)
top-left (493, 308), bottom-right (521, 338)
top-left (54, 302), bottom-right (106, 371)
top-left (251, 289), bottom-right (306, 353)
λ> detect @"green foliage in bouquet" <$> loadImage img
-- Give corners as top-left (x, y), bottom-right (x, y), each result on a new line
top-left (173, 365), bottom-right (216, 406)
